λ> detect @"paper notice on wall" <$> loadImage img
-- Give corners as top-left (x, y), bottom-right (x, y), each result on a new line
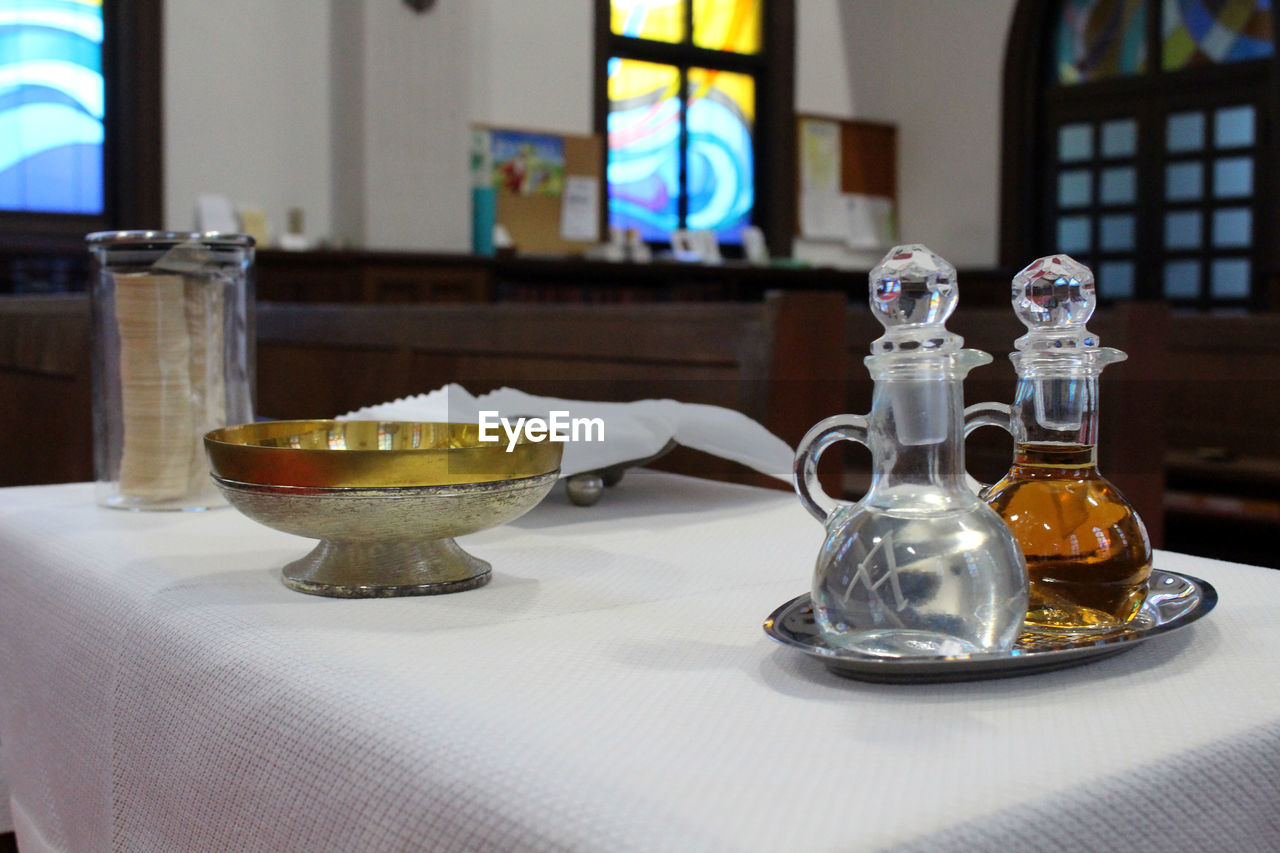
top-left (560, 175), bottom-right (600, 242)
top-left (800, 191), bottom-right (847, 241)
top-left (845, 193), bottom-right (896, 250)
top-left (800, 118), bottom-right (840, 194)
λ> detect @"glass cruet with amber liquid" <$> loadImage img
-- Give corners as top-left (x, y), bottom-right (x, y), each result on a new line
top-left (967, 255), bottom-right (1151, 634)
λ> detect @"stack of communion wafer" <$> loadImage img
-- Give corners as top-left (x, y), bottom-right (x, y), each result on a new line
top-left (114, 273), bottom-right (225, 500)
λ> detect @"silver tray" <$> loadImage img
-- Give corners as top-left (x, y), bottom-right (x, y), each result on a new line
top-left (763, 568), bottom-right (1216, 684)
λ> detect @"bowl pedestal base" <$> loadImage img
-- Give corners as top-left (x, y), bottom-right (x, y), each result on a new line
top-left (282, 537), bottom-right (493, 598)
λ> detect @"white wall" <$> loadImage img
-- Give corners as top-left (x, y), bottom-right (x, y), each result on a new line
top-left (333, 0), bottom-right (472, 250)
top-left (468, 1), bottom-right (594, 135)
top-left (793, 0), bottom-right (876, 269)
top-left (795, 0), bottom-right (1018, 269)
top-left (164, 0), bottom-right (332, 244)
top-left (163, 0), bottom-right (1019, 264)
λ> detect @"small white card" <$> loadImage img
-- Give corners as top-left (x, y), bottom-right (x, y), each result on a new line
top-left (691, 229), bottom-right (721, 263)
top-left (742, 226), bottom-right (769, 264)
top-left (800, 190), bottom-right (846, 240)
top-left (195, 193), bottom-right (238, 234)
top-left (560, 176), bottom-right (600, 242)
top-left (845, 194), bottom-right (896, 250)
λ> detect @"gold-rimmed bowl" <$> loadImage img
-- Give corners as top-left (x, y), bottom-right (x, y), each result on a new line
top-left (204, 420), bottom-right (562, 598)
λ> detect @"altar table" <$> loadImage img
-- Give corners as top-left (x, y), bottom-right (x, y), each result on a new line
top-left (0, 472), bottom-right (1277, 852)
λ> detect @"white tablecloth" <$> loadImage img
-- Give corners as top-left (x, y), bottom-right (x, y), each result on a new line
top-left (0, 472), bottom-right (1277, 852)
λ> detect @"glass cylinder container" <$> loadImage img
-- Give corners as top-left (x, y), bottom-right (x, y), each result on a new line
top-left (88, 231), bottom-right (255, 510)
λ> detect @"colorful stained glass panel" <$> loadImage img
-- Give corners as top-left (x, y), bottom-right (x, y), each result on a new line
top-left (1165, 210), bottom-right (1202, 248)
top-left (1166, 111), bottom-right (1206, 151)
top-left (1099, 260), bottom-right (1136, 297)
top-left (0, 0), bottom-right (104, 214)
top-left (607, 58), bottom-right (681, 240)
top-left (1214, 104), bottom-right (1256, 147)
top-left (1055, 0), bottom-right (1147, 84)
top-left (1165, 259), bottom-right (1201, 297)
top-left (1166, 161), bottom-right (1204, 199)
top-left (1212, 207), bottom-right (1251, 246)
top-left (692, 0), bottom-right (761, 54)
top-left (1101, 118), bottom-right (1138, 157)
top-left (1100, 165), bottom-right (1137, 203)
top-left (1162, 0), bottom-right (1274, 70)
top-left (1058, 215), bottom-right (1092, 252)
top-left (685, 67), bottom-right (753, 242)
top-left (1058, 169), bottom-right (1093, 206)
top-left (1213, 155), bottom-right (1253, 197)
top-left (1100, 212), bottom-right (1136, 249)
top-left (1059, 123), bottom-right (1094, 161)
top-left (611, 0), bottom-right (684, 44)
top-left (1210, 257), bottom-right (1250, 297)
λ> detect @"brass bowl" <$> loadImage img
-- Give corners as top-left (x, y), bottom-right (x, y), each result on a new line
top-left (204, 421), bottom-right (562, 597)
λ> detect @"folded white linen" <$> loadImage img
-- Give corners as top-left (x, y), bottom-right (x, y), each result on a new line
top-left (340, 384), bottom-right (794, 482)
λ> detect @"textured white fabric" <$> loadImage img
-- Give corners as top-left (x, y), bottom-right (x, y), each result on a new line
top-left (0, 473), bottom-right (1277, 852)
top-left (341, 383), bottom-right (795, 481)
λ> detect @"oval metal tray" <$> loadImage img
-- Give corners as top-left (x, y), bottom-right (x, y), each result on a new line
top-left (763, 568), bottom-right (1216, 684)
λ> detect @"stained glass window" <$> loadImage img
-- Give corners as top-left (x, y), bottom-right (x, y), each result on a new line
top-left (686, 67), bottom-right (753, 239)
top-left (0, 0), bottom-right (105, 214)
top-left (605, 0), bottom-right (763, 245)
top-left (1055, 0), bottom-right (1147, 83)
top-left (613, 0), bottom-right (762, 53)
top-left (611, 0), bottom-right (684, 44)
top-left (1032, 0), bottom-right (1275, 307)
top-left (693, 0), bottom-right (761, 53)
top-left (1162, 0), bottom-right (1274, 69)
top-left (607, 59), bottom-right (681, 239)
top-left (1049, 115), bottom-right (1142, 299)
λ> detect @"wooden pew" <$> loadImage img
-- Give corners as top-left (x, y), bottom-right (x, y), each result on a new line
top-left (255, 291), bottom-right (848, 488)
top-left (0, 292), bottom-right (847, 490)
top-left (0, 296), bottom-right (93, 486)
top-left (1161, 312), bottom-right (1280, 566)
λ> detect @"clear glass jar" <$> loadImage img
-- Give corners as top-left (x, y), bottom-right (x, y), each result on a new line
top-left (88, 231), bottom-right (255, 510)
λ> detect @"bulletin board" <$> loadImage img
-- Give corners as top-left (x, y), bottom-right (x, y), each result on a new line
top-left (795, 114), bottom-right (898, 249)
top-left (473, 124), bottom-right (603, 255)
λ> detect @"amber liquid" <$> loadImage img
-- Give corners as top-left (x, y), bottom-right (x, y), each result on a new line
top-left (983, 443), bottom-right (1151, 633)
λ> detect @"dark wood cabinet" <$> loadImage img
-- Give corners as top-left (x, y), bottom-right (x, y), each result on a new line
top-left (254, 249), bottom-right (860, 304)
top-left (255, 250), bottom-right (490, 303)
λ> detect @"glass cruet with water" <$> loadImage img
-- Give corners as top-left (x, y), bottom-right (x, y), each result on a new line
top-left (967, 255), bottom-right (1152, 634)
top-left (793, 244), bottom-right (1028, 658)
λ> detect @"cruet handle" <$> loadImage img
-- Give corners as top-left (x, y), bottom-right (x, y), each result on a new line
top-left (962, 401), bottom-right (1013, 496)
top-left (794, 414), bottom-right (868, 523)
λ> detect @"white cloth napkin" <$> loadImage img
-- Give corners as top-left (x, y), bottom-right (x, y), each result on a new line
top-left (340, 383), bottom-right (794, 482)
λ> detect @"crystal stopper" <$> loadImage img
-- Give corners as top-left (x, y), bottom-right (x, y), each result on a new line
top-left (1011, 254), bottom-right (1100, 351)
top-left (868, 243), bottom-right (962, 354)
